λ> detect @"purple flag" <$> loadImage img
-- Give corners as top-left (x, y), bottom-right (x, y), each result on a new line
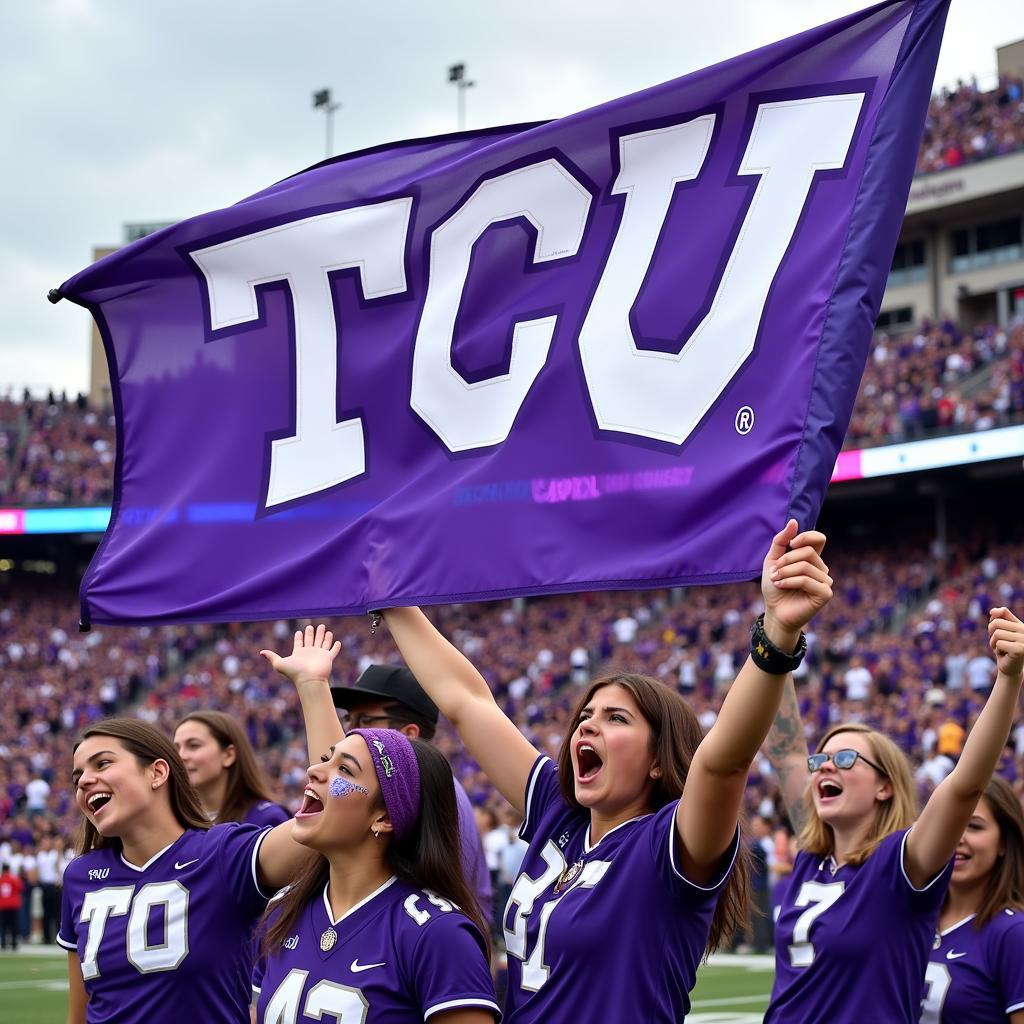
top-left (60, 0), bottom-right (948, 626)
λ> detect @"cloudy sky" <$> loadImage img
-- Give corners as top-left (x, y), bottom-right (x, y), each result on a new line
top-left (4, 0), bottom-right (1022, 396)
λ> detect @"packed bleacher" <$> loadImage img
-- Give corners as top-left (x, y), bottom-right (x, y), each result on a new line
top-left (0, 392), bottom-right (116, 505)
top-left (845, 318), bottom-right (1024, 448)
top-left (917, 74), bottom-right (1024, 175)
top-left (3, 532), bottom-right (1022, 848)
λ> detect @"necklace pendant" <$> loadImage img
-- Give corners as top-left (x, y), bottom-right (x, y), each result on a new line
top-left (554, 859), bottom-right (584, 894)
top-left (320, 927), bottom-right (338, 952)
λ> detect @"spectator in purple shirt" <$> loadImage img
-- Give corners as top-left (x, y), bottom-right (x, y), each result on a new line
top-left (256, 627), bottom-right (496, 1024)
top-left (59, 718), bottom-right (315, 1024)
top-left (173, 710), bottom-right (290, 828)
top-left (377, 522), bottom-right (832, 1023)
top-left (923, 775), bottom-right (1024, 1023)
top-left (763, 607), bottom-right (1024, 1023)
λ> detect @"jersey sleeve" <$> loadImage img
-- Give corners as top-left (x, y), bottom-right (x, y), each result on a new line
top-left (251, 954), bottom-right (265, 1001)
top-left (895, 828), bottom-right (954, 911)
top-left (519, 756), bottom-right (564, 844)
top-left (56, 869), bottom-right (79, 950)
top-left (647, 799), bottom-right (740, 903)
top-left (993, 912), bottom-right (1024, 1015)
top-left (409, 913), bottom-right (500, 1021)
top-left (210, 822), bottom-right (274, 919)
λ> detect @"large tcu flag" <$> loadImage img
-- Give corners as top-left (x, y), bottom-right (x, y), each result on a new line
top-left (61, 0), bottom-right (948, 626)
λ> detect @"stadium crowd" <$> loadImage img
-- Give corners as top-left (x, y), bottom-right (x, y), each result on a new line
top-left (1, 530), bottom-right (1022, 947)
top-left (916, 74), bottom-right (1024, 175)
top-left (0, 393), bottom-right (115, 506)
top-left (846, 317), bottom-right (1024, 448)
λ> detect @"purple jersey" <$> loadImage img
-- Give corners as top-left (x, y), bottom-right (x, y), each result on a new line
top-left (255, 877), bottom-right (498, 1023)
top-left (454, 775), bottom-right (493, 922)
top-left (244, 801), bottom-right (291, 829)
top-left (922, 908), bottom-right (1024, 1022)
top-left (767, 829), bottom-right (953, 1023)
top-left (503, 756), bottom-right (737, 1023)
top-left (58, 824), bottom-right (271, 1023)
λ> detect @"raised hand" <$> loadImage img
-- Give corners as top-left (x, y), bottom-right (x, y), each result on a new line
top-left (761, 519), bottom-right (833, 642)
top-left (260, 623), bottom-right (341, 688)
top-left (989, 607), bottom-right (1024, 680)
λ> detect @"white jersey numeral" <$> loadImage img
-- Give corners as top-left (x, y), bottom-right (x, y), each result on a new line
top-left (920, 961), bottom-right (951, 1024)
top-left (191, 199), bottom-right (413, 508)
top-left (263, 969), bottom-right (369, 1024)
top-left (78, 881), bottom-right (189, 980)
top-left (579, 94), bottom-right (864, 444)
top-left (402, 889), bottom-right (455, 926)
top-left (79, 886), bottom-right (133, 980)
top-left (504, 840), bottom-right (610, 993)
top-left (787, 879), bottom-right (845, 968)
top-left (195, 91), bottom-right (864, 508)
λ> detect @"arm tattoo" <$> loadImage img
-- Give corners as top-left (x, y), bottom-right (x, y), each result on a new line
top-left (764, 678), bottom-right (811, 835)
top-left (764, 681), bottom-right (806, 762)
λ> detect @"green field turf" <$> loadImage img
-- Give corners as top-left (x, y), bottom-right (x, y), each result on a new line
top-left (0, 950), bottom-right (69, 1023)
top-left (0, 949), bottom-right (774, 1022)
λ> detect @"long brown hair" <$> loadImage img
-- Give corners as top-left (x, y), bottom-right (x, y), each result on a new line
top-left (73, 718), bottom-right (209, 855)
top-left (556, 673), bottom-right (752, 954)
top-left (263, 739), bottom-right (489, 955)
top-left (956, 776), bottom-right (1024, 929)
top-left (175, 710), bottom-right (279, 823)
top-left (798, 722), bottom-right (918, 866)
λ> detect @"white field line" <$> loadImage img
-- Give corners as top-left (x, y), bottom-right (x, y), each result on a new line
top-left (691, 993), bottom-right (770, 1009)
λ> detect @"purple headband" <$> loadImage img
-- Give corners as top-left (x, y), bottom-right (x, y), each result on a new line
top-left (349, 728), bottom-right (421, 842)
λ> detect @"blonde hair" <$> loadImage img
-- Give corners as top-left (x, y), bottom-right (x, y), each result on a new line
top-left (798, 722), bottom-right (918, 866)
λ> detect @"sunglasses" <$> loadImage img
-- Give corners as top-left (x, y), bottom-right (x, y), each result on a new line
top-left (807, 748), bottom-right (886, 776)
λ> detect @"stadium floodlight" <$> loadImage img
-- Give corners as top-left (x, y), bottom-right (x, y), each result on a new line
top-left (312, 88), bottom-right (341, 159)
top-left (447, 62), bottom-right (475, 131)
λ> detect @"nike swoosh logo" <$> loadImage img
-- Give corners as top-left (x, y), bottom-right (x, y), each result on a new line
top-left (946, 950), bottom-right (967, 960)
top-left (174, 859), bottom-right (200, 870)
top-left (350, 959), bottom-right (386, 973)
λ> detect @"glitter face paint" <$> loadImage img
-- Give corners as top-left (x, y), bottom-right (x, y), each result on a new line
top-left (329, 777), bottom-right (368, 799)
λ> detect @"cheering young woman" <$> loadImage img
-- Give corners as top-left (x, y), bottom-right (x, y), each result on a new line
top-left (256, 629), bottom-right (498, 1023)
top-left (60, 719), bottom-right (314, 1024)
top-left (174, 710), bottom-right (290, 828)
top-left (921, 775), bottom-right (1024, 1023)
top-left (762, 607), bottom-right (1024, 1023)
top-left (371, 520), bottom-right (832, 1022)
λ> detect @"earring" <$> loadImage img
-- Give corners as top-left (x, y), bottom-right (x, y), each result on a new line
top-left (372, 829), bottom-right (380, 840)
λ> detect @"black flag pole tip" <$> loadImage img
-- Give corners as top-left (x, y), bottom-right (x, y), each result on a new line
top-left (47, 288), bottom-right (64, 304)
top-left (78, 619), bottom-right (91, 634)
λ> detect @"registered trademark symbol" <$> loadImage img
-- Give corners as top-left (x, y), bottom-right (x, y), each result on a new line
top-left (735, 406), bottom-right (754, 435)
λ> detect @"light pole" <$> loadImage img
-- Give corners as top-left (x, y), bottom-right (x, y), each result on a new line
top-left (312, 88), bottom-right (341, 159)
top-left (447, 63), bottom-right (474, 131)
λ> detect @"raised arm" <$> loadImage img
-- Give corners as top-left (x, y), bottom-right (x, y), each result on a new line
top-left (260, 624), bottom-right (343, 763)
top-left (676, 521), bottom-right (832, 883)
top-left (762, 676), bottom-right (812, 835)
top-left (905, 607), bottom-right (1024, 887)
top-left (380, 607), bottom-right (540, 814)
top-left (257, 624), bottom-right (343, 888)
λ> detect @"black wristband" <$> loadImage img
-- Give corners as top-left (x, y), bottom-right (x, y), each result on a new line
top-left (750, 613), bottom-right (807, 674)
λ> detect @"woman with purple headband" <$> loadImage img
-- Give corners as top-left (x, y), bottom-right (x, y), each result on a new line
top-left (254, 627), bottom-right (498, 1024)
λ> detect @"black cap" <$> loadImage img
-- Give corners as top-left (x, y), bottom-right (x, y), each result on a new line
top-left (331, 664), bottom-right (439, 725)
